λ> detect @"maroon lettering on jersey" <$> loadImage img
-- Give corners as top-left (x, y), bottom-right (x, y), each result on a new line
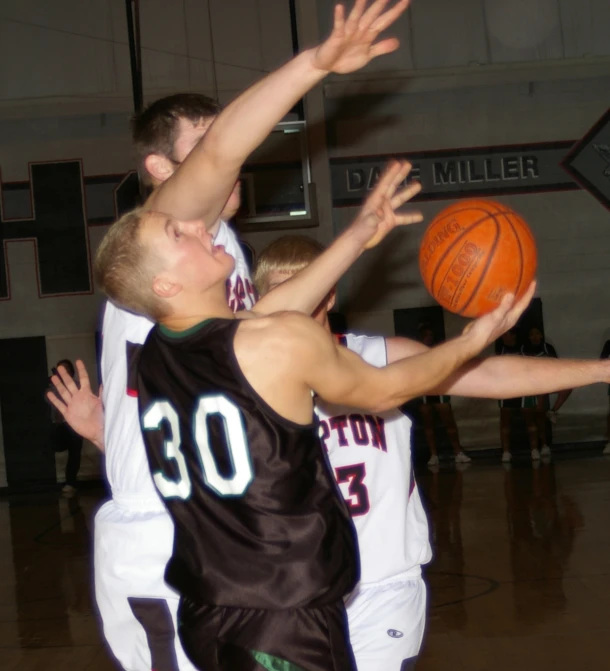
top-left (329, 415), bottom-right (349, 446)
top-left (349, 414), bottom-right (369, 446)
top-left (227, 275), bottom-right (256, 312)
top-left (335, 463), bottom-right (370, 517)
top-left (365, 414), bottom-right (387, 452)
top-left (126, 341), bottom-right (143, 397)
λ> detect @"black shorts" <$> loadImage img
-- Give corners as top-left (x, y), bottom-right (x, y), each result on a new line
top-left (178, 597), bottom-right (356, 671)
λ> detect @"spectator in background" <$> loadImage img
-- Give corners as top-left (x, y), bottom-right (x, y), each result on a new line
top-left (498, 328), bottom-right (526, 463)
top-left (417, 323), bottom-right (471, 467)
top-left (49, 360), bottom-right (83, 496)
top-left (600, 339), bottom-right (610, 454)
top-left (521, 327), bottom-right (572, 458)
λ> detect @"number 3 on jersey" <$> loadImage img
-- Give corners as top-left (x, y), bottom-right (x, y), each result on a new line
top-left (142, 395), bottom-right (254, 499)
top-left (335, 463), bottom-right (370, 516)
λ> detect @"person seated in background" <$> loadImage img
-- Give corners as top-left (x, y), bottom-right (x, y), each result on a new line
top-left (48, 359), bottom-right (83, 496)
top-left (416, 323), bottom-right (470, 467)
top-left (497, 328), bottom-right (530, 463)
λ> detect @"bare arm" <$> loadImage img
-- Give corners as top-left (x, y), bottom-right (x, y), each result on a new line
top-left (299, 290), bottom-right (531, 412)
top-left (254, 161), bottom-right (422, 316)
top-left (147, 0), bottom-right (410, 226)
top-left (386, 337), bottom-right (609, 399)
top-left (47, 361), bottom-right (105, 451)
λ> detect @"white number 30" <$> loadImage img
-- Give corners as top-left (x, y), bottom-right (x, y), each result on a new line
top-left (142, 395), bottom-right (254, 500)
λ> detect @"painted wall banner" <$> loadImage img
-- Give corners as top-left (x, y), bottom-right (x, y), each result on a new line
top-left (330, 142), bottom-right (579, 207)
top-left (563, 108), bottom-right (610, 211)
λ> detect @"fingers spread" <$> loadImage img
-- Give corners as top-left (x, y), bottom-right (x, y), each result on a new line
top-left (333, 3), bottom-right (346, 35)
top-left (369, 0), bottom-right (410, 34)
top-left (75, 359), bottom-right (90, 390)
top-left (395, 211), bottom-right (424, 225)
top-left (391, 180), bottom-right (422, 209)
top-left (358, 0), bottom-right (391, 35)
top-left (369, 37), bottom-right (400, 59)
top-left (47, 391), bottom-right (66, 415)
top-left (345, 0), bottom-right (368, 33)
top-left (58, 365), bottom-right (78, 394)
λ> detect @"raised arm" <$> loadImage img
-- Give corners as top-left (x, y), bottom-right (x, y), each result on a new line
top-left (254, 161), bottom-right (422, 316)
top-left (146, 0), bottom-right (410, 226)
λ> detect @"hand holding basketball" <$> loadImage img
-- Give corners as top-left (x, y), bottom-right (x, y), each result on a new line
top-left (462, 281), bottom-right (536, 352)
top-left (314, 0), bottom-right (410, 74)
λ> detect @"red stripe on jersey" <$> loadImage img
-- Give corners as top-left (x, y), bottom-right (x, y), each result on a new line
top-left (127, 387), bottom-right (138, 398)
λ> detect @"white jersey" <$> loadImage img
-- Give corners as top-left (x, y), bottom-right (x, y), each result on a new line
top-left (315, 333), bottom-right (432, 586)
top-left (101, 220), bottom-right (256, 504)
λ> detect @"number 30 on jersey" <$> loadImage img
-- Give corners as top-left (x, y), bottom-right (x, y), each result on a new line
top-left (142, 395), bottom-right (254, 499)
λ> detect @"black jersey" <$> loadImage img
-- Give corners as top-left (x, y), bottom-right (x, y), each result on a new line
top-left (137, 318), bottom-right (358, 611)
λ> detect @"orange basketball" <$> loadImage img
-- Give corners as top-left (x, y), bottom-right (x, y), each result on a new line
top-left (419, 199), bottom-right (537, 318)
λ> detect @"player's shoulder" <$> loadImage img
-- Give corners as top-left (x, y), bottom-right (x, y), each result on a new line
top-left (238, 311), bottom-right (320, 341)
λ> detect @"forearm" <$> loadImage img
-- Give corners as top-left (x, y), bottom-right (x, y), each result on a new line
top-left (375, 335), bottom-right (482, 411)
top-left (255, 226), bottom-right (366, 315)
top-left (433, 356), bottom-right (608, 399)
top-left (151, 50), bottom-right (327, 224)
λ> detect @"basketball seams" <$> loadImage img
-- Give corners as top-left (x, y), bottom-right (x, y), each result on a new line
top-left (487, 201), bottom-right (525, 300)
top-left (459, 213), bottom-right (502, 316)
top-left (424, 209), bottom-right (520, 296)
top-left (436, 232), bottom-right (488, 307)
top-left (427, 211), bottom-right (497, 294)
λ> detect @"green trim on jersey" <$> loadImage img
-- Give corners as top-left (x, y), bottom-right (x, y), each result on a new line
top-left (250, 649), bottom-right (307, 671)
top-left (159, 319), bottom-right (215, 339)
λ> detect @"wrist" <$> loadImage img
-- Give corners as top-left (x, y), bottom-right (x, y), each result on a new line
top-left (303, 47), bottom-right (331, 78)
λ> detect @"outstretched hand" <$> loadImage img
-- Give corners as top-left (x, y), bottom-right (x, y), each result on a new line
top-left (314, 0), bottom-right (410, 74)
top-left (47, 360), bottom-right (105, 452)
top-left (348, 160), bottom-right (423, 250)
top-left (463, 282), bottom-right (537, 353)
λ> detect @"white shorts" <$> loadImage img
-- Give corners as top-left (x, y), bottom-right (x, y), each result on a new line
top-left (94, 499), bottom-right (197, 671)
top-left (346, 573), bottom-right (427, 671)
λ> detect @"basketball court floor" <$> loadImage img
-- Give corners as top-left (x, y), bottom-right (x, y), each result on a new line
top-left (2, 451), bottom-right (609, 671)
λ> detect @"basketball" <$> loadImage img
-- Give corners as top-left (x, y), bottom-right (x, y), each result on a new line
top-left (419, 199), bottom-right (537, 318)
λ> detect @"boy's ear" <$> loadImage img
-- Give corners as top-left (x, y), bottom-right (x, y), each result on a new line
top-left (152, 274), bottom-right (182, 299)
top-left (144, 154), bottom-right (176, 184)
top-left (326, 288), bottom-right (337, 312)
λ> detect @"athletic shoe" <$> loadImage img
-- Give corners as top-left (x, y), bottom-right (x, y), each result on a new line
top-left (427, 455), bottom-right (439, 467)
top-left (455, 452), bottom-right (471, 463)
top-left (540, 445), bottom-right (551, 457)
top-left (603, 443), bottom-right (610, 455)
top-left (531, 448), bottom-right (541, 460)
top-left (501, 451), bottom-right (512, 463)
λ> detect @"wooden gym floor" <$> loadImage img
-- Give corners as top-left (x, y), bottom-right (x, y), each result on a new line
top-left (1, 451), bottom-right (610, 671)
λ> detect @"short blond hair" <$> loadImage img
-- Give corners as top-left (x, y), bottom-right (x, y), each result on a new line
top-left (94, 208), bottom-right (168, 321)
top-left (254, 235), bottom-right (325, 296)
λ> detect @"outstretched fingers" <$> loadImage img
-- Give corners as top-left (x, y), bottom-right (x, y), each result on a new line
top-left (47, 391), bottom-right (67, 416)
top-left (344, 0), bottom-right (368, 34)
top-left (369, 0), bottom-right (410, 34)
top-left (57, 365), bottom-right (78, 395)
top-left (368, 37), bottom-right (401, 59)
top-left (358, 0), bottom-right (392, 35)
top-left (74, 359), bottom-right (91, 391)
